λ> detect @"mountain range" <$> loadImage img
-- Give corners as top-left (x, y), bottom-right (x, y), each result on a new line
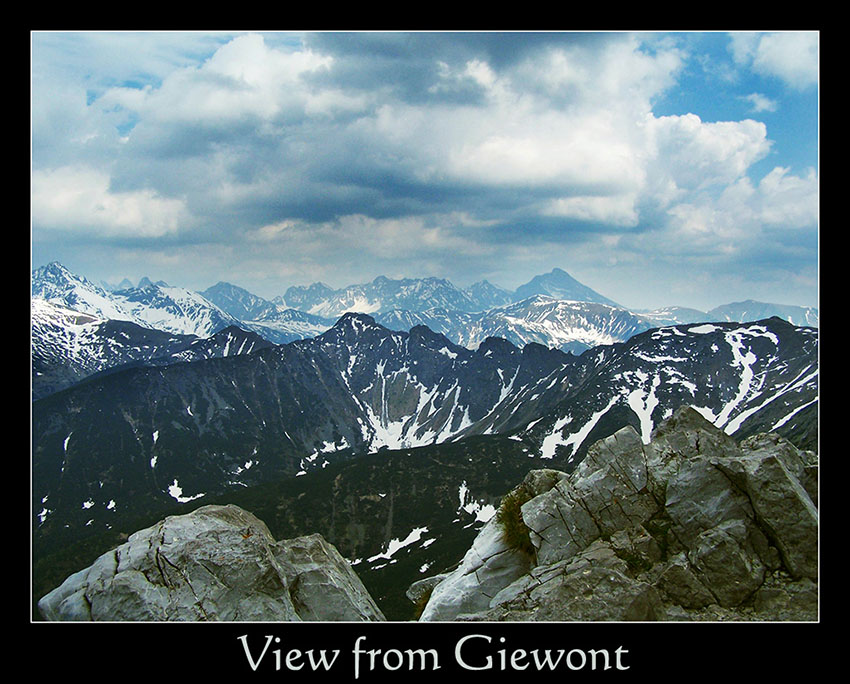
top-left (30, 261), bottom-right (819, 620)
top-left (31, 262), bottom-right (818, 399)
top-left (33, 310), bottom-right (817, 563)
top-left (31, 297), bottom-right (275, 400)
top-left (274, 267), bottom-right (619, 316)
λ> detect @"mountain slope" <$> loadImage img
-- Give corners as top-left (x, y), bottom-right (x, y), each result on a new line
top-left (31, 297), bottom-right (275, 399)
top-left (200, 281), bottom-right (280, 321)
top-left (463, 279), bottom-right (514, 310)
top-left (707, 300), bottom-right (819, 328)
top-left (33, 313), bottom-right (817, 564)
top-left (31, 297), bottom-right (196, 400)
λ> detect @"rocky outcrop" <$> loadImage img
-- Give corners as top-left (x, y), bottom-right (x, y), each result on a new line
top-left (416, 407), bottom-right (818, 621)
top-left (38, 504), bottom-right (385, 622)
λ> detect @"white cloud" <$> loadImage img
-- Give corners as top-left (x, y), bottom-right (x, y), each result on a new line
top-left (32, 166), bottom-right (188, 238)
top-left (97, 33), bottom-right (339, 125)
top-left (754, 166), bottom-right (819, 227)
top-left (543, 193), bottom-right (640, 227)
top-left (741, 92), bottom-right (778, 113)
top-left (646, 114), bottom-right (771, 193)
top-left (31, 32), bottom-right (817, 309)
top-left (661, 164), bottom-right (817, 250)
top-left (35, 33), bottom-right (770, 235)
top-left (350, 38), bottom-right (682, 201)
top-left (730, 31), bottom-right (818, 90)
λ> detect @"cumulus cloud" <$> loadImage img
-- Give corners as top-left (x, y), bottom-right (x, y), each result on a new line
top-left (649, 163), bottom-right (817, 257)
top-left (31, 31), bottom-right (818, 309)
top-left (730, 32), bottom-right (818, 90)
top-left (542, 193), bottom-right (640, 227)
top-left (647, 114), bottom-right (772, 192)
top-left (91, 34), bottom-right (331, 124)
top-left (31, 165), bottom-right (189, 238)
top-left (753, 166), bottom-right (819, 227)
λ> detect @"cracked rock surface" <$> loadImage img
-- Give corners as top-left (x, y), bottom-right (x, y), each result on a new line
top-left (38, 504), bottom-right (385, 622)
top-left (416, 407), bottom-right (818, 622)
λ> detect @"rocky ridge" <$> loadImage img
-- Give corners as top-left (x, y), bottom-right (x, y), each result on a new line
top-left (37, 407), bottom-right (818, 622)
top-left (38, 504), bottom-right (385, 622)
top-left (414, 407), bottom-right (818, 621)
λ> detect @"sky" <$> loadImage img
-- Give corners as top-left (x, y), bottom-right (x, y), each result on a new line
top-left (30, 31), bottom-right (819, 312)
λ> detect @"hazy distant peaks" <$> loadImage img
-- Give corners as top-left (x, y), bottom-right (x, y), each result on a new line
top-left (513, 268), bottom-right (619, 307)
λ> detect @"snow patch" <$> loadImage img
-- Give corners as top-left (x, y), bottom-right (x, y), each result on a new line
top-left (771, 397), bottom-right (818, 430)
top-left (715, 329), bottom-right (763, 429)
top-left (457, 481), bottom-right (497, 523)
top-left (541, 395), bottom-right (620, 459)
top-left (438, 346), bottom-right (458, 359)
top-left (540, 414), bottom-right (573, 459)
top-left (167, 479), bottom-right (205, 503)
top-left (367, 527), bottom-right (429, 563)
top-left (626, 375), bottom-right (661, 444)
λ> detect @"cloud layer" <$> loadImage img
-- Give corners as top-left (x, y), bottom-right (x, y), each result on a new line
top-left (31, 31), bottom-right (818, 310)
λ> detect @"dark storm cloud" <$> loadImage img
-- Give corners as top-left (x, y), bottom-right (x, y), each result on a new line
top-left (301, 31), bottom-right (616, 106)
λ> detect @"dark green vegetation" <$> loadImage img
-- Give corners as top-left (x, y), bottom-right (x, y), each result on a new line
top-left (495, 485), bottom-right (537, 559)
top-left (32, 434), bottom-right (558, 621)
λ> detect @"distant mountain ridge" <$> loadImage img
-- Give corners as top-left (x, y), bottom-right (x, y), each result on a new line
top-left (375, 296), bottom-right (658, 354)
top-left (706, 300), bottom-right (819, 328)
top-left (31, 297), bottom-right (275, 400)
top-left (244, 267), bottom-right (819, 332)
top-left (199, 280), bottom-right (332, 345)
top-left (32, 262), bottom-right (819, 401)
top-left (278, 275), bottom-right (484, 317)
top-left (32, 262), bottom-right (240, 338)
top-left (201, 281), bottom-right (280, 321)
top-left (275, 268), bottom-right (616, 318)
top-left (513, 267), bottom-right (619, 306)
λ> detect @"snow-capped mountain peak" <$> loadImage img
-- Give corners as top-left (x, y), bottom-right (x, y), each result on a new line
top-left (32, 262), bottom-right (240, 338)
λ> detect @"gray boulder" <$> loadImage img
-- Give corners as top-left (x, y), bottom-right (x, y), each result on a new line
top-left (38, 504), bottom-right (385, 622)
top-left (457, 539), bottom-right (666, 622)
top-left (417, 469), bottom-right (564, 621)
top-left (415, 407), bottom-right (818, 622)
top-left (275, 533), bottom-right (386, 622)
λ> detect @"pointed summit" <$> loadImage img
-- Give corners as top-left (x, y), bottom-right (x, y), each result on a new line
top-left (464, 279), bottom-right (513, 311)
top-left (335, 311), bottom-right (379, 327)
top-left (137, 276), bottom-right (169, 290)
top-left (32, 261), bottom-right (82, 287)
top-left (513, 268), bottom-right (618, 307)
top-left (32, 261), bottom-right (102, 299)
top-left (320, 312), bottom-right (386, 340)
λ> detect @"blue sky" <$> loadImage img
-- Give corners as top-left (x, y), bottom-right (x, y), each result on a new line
top-left (31, 31), bottom-right (818, 311)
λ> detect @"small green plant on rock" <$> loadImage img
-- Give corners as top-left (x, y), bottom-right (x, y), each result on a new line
top-left (412, 586), bottom-right (434, 620)
top-left (495, 485), bottom-right (536, 559)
